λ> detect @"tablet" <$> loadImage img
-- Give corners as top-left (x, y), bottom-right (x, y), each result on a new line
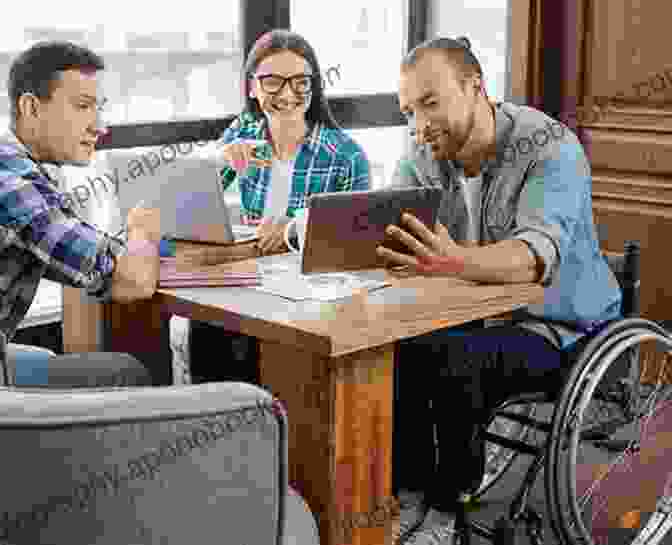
top-left (300, 186), bottom-right (444, 273)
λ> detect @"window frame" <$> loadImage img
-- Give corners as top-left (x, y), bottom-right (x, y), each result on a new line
top-left (97, 0), bottom-right (427, 150)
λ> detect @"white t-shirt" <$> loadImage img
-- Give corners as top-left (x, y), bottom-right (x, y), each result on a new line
top-left (459, 173), bottom-right (483, 244)
top-left (264, 160), bottom-right (293, 220)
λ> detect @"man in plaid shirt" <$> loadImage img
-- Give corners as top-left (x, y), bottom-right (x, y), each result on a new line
top-left (0, 41), bottom-right (160, 387)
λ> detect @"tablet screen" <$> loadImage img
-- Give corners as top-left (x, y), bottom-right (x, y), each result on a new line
top-left (301, 187), bottom-right (444, 273)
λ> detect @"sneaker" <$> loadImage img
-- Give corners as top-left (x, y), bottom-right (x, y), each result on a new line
top-left (392, 491), bottom-right (428, 544)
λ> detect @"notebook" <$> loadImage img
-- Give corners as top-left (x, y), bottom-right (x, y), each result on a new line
top-left (159, 258), bottom-right (261, 288)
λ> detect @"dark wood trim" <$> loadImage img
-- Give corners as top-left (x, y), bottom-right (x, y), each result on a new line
top-left (98, 94), bottom-right (406, 149)
top-left (241, 0), bottom-right (291, 59)
top-left (97, 116), bottom-right (236, 150)
top-left (535, 0), bottom-right (589, 144)
top-left (330, 94), bottom-right (406, 130)
top-left (540, 0), bottom-right (585, 124)
top-left (406, 0), bottom-right (429, 52)
top-left (541, 2), bottom-right (563, 116)
top-left (95, 0), bottom-right (420, 150)
top-left (508, 0), bottom-right (536, 106)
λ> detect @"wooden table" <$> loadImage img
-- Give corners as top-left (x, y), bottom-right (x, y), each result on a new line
top-left (63, 252), bottom-right (544, 545)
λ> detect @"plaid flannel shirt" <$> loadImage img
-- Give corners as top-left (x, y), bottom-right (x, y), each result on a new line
top-left (219, 112), bottom-right (371, 221)
top-left (0, 130), bottom-right (127, 378)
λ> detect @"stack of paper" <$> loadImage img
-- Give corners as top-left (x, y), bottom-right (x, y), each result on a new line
top-left (159, 258), bottom-right (261, 288)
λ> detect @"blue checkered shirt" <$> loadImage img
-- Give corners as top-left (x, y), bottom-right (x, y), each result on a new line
top-left (219, 112), bottom-right (371, 220)
top-left (0, 130), bottom-right (127, 376)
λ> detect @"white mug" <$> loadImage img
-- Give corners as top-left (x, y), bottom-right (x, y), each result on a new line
top-left (283, 208), bottom-right (309, 254)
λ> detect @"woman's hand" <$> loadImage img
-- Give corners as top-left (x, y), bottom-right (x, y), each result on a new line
top-left (256, 217), bottom-right (291, 255)
top-left (220, 139), bottom-right (273, 172)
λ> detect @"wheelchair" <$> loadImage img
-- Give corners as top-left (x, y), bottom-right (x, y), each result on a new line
top-left (458, 241), bottom-right (672, 545)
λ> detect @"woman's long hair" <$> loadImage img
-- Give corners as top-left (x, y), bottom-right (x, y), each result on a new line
top-left (242, 29), bottom-right (339, 129)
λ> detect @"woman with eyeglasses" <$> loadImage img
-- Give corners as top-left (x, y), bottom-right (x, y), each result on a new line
top-left (219, 28), bottom-right (371, 254)
top-left (176, 29), bottom-right (371, 386)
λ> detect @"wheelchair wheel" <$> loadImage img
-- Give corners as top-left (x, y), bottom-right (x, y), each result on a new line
top-left (546, 319), bottom-right (672, 545)
top-left (474, 401), bottom-right (537, 499)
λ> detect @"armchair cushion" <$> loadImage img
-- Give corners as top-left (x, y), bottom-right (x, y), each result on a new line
top-left (0, 381), bottom-right (296, 545)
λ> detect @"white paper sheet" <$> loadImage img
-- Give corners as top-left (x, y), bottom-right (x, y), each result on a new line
top-left (253, 271), bottom-right (390, 302)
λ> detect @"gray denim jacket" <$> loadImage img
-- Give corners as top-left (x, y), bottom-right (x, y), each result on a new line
top-left (389, 102), bottom-right (622, 349)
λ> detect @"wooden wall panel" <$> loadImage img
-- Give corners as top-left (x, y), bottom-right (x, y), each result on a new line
top-left (563, 0), bottom-right (672, 324)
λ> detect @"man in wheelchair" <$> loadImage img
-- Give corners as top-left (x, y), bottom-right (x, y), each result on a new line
top-left (379, 36), bottom-right (623, 545)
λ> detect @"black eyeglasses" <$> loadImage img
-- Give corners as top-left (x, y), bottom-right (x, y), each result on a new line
top-left (254, 73), bottom-right (314, 95)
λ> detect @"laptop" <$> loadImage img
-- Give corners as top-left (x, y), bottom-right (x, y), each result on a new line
top-left (112, 154), bottom-right (257, 244)
top-left (300, 186), bottom-right (444, 273)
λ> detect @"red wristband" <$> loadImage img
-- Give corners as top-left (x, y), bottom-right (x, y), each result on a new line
top-left (416, 254), bottom-right (466, 275)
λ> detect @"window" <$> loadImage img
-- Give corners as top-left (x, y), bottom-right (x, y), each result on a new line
top-left (1, 1), bottom-right (427, 330)
top-left (346, 127), bottom-right (409, 189)
top-left (0, 6), bottom-right (244, 327)
top-left (290, 0), bottom-right (407, 96)
top-left (0, 3), bottom-right (243, 129)
top-left (427, 0), bottom-right (509, 101)
top-left (291, 1), bottom-right (412, 191)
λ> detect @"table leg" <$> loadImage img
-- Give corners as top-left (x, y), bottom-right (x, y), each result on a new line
top-left (258, 341), bottom-right (397, 545)
top-left (104, 298), bottom-right (173, 385)
top-left (62, 286), bottom-right (105, 353)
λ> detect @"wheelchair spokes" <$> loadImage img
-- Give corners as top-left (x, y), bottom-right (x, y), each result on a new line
top-left (559, 336), bottom-right (672, 545)
top-left (475, 403), bottom-right (538, 498)
top-left (460, 322), bottom-right (672, 545)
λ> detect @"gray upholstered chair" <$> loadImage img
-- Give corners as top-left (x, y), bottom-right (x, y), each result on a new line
top-left (0, 381), bottom-right (319, 544)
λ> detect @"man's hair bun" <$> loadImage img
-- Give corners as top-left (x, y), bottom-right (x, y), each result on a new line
top-left (456, 36), bottom-right (472, 50)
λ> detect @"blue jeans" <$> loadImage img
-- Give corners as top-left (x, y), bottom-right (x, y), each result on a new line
top-left (8, 344), bottom-right (55, 386)
top-left (6, 344), bottom-right (153, 387)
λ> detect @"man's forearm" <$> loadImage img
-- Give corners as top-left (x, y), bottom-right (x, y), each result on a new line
top-left (456, 239), bottom-right (542, 284)
top-left (111, 232), bottom-right (160, 302)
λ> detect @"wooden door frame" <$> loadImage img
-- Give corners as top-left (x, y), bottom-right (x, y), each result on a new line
top-left (508, 0), bottom-right (543, 108)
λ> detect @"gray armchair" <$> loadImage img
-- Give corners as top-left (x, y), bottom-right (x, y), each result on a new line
top-left (0, 381), bottom-right (319, 545)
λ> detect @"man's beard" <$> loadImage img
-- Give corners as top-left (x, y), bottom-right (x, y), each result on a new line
top-left (427, 107), bottom-right (477, 162)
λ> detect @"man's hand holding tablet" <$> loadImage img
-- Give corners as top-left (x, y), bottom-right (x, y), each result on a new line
top-left (376, 215), bottom-right (467, 276)
top-left (300, 187), bottom-right (444, 273)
